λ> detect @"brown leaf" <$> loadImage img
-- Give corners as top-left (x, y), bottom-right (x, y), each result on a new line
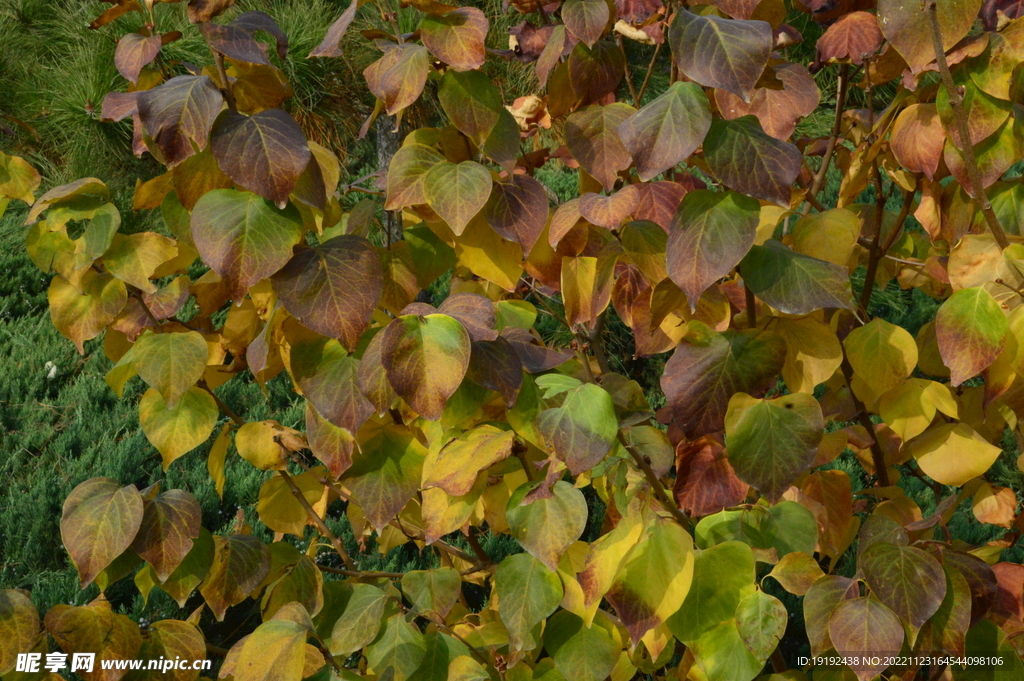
top-left (632, 180), bottom-right (696, 230)
top-left (890, 103), bottom-right (945, 181)
top-left (509, 21), bottom-right (554, 62)
top-left (484, 174), bottom-right (550, 256)
top-left (579, 185), bottom-right (640, 229)
top-left (137, 75), bottom-right (223, 167)
top-left (187, 0), bottom-right (235, 23)
top-left (309, 0), bottom-right (358, 57)
top-left (60, 479), bottom-right (144, 588)
top-left (199, 22), bottom-right (270, 65)
top-left (565, 103), bottom-right (635, 192)
top-left (467, 337), bottom-right (524, 407)
top-left (231, 11), bottom-right (289, 59)
top-left (130, 489), bottom-right (202, 582)
top-left (673, 437), bottom-right (748, 516)
top-left (438, 293), bottom-right (499, 341)
top-left (715, 63), bottom-right (820, 140)
top-left (89, 1), bottom-right (142, 30)
top-left (115, 33), bottom-right (162, 84)
top-left (815, 11), bottom-right (883, 66)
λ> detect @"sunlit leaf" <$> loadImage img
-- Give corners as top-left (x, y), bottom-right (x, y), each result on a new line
top-left (48, 270), bottom-right (127, 354)
top-left (565, 103), bottom-right (636, 192)
top-left (861, 542), bottom-right (947, 636)
top-left (618, 82), bottom-right (711, 181)
top-left (423, 161), bottom-right (492, 236)
top-left (364, 44), bottom-right (430, 116)
top-left (421, 7), bottom-right (488, 71)
top-left (344, 421), bottom-right (427, 532)
top-left (935, 286), bottom-right (1008, 386)
top-left (381, 314), bottom-right (471, 420)
top-left (137, 75), bottom-right (223, 167)
top-left (741, 240), bottom-right (855, 314)
top-left (199, 534), bottom-right (271, 621)
top-left (496, 553), bottom-right (562, 654)
top-left (878, 0), bottom-right (982, 70)
top-left (60, 478), bottom-right (144, 589)
top-left (668, 10), bottom-right (773, 101)
top-left (0, 589), bottom-right (40, 676)
top-left (423, 424), bottom-right (513, 496)
top-left (828, 597), bottom-right (905, 681)
top-left (906, 422), bottom-right (1002, 486)
top-left (506, 480), bottom-right (587, 572)
top-left (562, 0), bottom-right (610, 46)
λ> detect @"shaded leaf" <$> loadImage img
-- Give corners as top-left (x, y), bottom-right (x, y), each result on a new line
top-left (309, 0), bottom-right (359, 57)
top-left (115, 33), bottom-right (162, 84)
top-left (828, 597), bottom-right (905, 681)
top-left (537, 382), bottom-right (617, 475)
top-left (563, 0), bottom-right (611, 47)
top-left (668, 10), bottom-right (773, 101)
top-left (137, 76), bottom-right (223, 167)
top-left (343, 421), bottom-right (426, 532)
top-left (364, 44), bottom-right (430, 116)
top-left (703, 117), bottom-right (802, 206)
top-left (60, 478), bottom-right (143, 589)
top-left (618, 82), bottom-right (711, 181)
top-left (496, 553), bottom-right (563, 654)
top-left (49, 270), bottom-right (127, 354)
top-left (860, 542), bottom-right (947, 634)
top-left (130, 490), bottom-right (202, 582)
top-left (484, 174), bottom-right (549, 255)
top-left (564, 103), bottom-right (636, 192)
top-left (199, 534), bottom-right (271, 621)
top-left (740, 240), bottom-right (855, 314)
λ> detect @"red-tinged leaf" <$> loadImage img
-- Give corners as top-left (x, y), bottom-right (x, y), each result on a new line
top-left (89, 0), bottom-right (142, 30)
top-left (0, 589), bottom-right (40, 676)
top-left (890, 103), bottom-right (946, 180)
top-left (943, 118), bottom-right (1019, 195)
top-left (231, 11), bottom-right (289, 60)
top-left (579, 185), bottom-right (640, 229)
top-left (991, 562), bottom-right (1024, 622)
top-left (293, 337), bottom-right (373, 437)
top-left (187, 0), bottom-right (234, 23)
top-left (861, 542), bottom-right (947, 633)
top-left (420, 7), bottom-right (488, 71)
top-left (660, 326), bottom-right (786, 439)
top-left (633, 180), bottom-right (694, 230)
top-left (828, 598), bottom-right (905, 681)
top-left (438, 293), bottom-right (499, 342)
top-left (704, 116), bottom-right (801, 206)
top-left (60, 478), bottom-right (144, 589)
top-left (309, 0), bottom-right (358, 57)
top-left (210, 108), bottom-right (310, 208)
top-left (305, 404), bottom-right (355, 479)
top-left (467, 337), bottom-right (523, 407)
top-left (509, 20), bottom-right (555, 62)
top-left (199, 22), bottom-right (270, 65)
top-left (438, 69), bottom-right (504, 145)
top-left (878, 0), bottom-right (982, 71)
top-left (343, 421), bottom-right (427, 533)
top-left (673, 437), bottom-right (748, 516)
top-left (668, 10), bottom-right (773, 102)
top-left (45, 599), bottom-right (142, 681)
top-left (364, 43), bottom-right (430, 115)
top-left (271, 235), bottom-right (382, 350)
top-left (199, 534), bottom-right (271, 621)
top-left (815, 11), bottom-right (883, 65)
top-left (563, 0), bottom-right (611, 47)
top-left (49, 270), bottom-right (128, 354)
top-left (618, 82), bottom-right (712, 181)
top-left (381, 314), bottom-right (471, 420)
top-left (130, 490), bottom-right (202, 582)
top-left (565, 103), bottom-right (636, 192)
top-left (101, 92), bottom-right (139, 122)
top-left (567, 40), bottom-right (626, 105)
top-left (725, 393), bottom-right (824, 503)
top-left (935, 286), bottom-right (1008, 386)
top-left (191, 189), bottom-right (304, 301)
top-left (716, 63), bottom-right (820, 140)
top-left (423, 160), bottom-right (492, 235)
top-left (943, 551), bottom-right (998, 626)
top-left (804, 575), bottom-right (861, 655)
top-left (115, 33), bottom-right (162, 84)
top-left (357, 330), bottom-right (398, 414)
top-left (549, 198), bottom-right (583, 247)
top-left (501, 327), bottom-right (574, 372)
top-left (385, 143), bottom-right (445, 210)
top-left (536, 24), bottom-right (570, 86)
top-left (137, 75), bottom-right (223, 167)
top-left (667, 189), bottom-right (760, 310)
top-left (981, 0), bottom-right (1024, 29)
top-left (484, 174), bottom-right (549, 255)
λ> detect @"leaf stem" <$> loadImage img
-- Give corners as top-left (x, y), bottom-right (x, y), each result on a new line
top-left (198, 378), bottom-right (244, 426)
top-left (617, 430), bottom-right (692, 530)
top-left (211, 50), bottom-right (237, 111)
top-left (618, 35), bottom-right (641, 106)
top-left (839, 359), bottom-right (890, 487)
top-left (279, 469), bottom-right (358, 570)
top-left (925, 0), bottom-right (1009, 248)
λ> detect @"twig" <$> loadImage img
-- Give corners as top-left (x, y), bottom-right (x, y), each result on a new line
top-left (617, 431), bottom-right (692, 530)
top-left (466, 530), bottom-right (490, 565)
top-left (588, 312), bottom-right (611, 375)
top-left (925, 0), bottom-right (1009, 249)
top-left (634, 42), bottom-right (662, 105)
top-left (132, 290), bottom-right (165, 333)
top-left (278, 469), bottom-right (358, 571)
top-left (859, 188), bottom-right (913, 316)
top-left (617, 35), bottom-right (641, 106)
top-left (839, 359), bottom-right (890, 487)
top-left (744, 280), bottom-right (757, 328)
top-left (198, 378), bottom-right (244, 426)
top-left (806, 63), bottom-right (850, 207)
top-left (211, 51), bottom-right (236, 111)
top-left (317, 564), bottom-right (405, 579)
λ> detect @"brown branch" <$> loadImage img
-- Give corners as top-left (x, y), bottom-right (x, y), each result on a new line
top-left (317, 564), bottom-right (406, 579)
top-left (278, 469), bottom-right (358, 571)
top-left (617, 35), bottom-right (641, 106)
top-left (925, 1), bottom-right (1010, 249)
top-left (635, 42), bottom-right (662, 105)
top-left (859, 187), bottom-right (913, 317)
top-left (839, 359), bottom-right (890, 487)
top-left (806, 63), bottom-right (850, 206)
top-left (132, 289), bottom-right (165, 333)
top-left (466, 530), bottom-right (490, 565)
top-left (211, 50), bottom-right (236, 111)
top-left (744, 279), bottom-right (757, 329)
top-left (617, 431), bottom-right (692, 530)
top-left (589, 312), bottom-right (611, 375)
top-left (198, 378), bottom-right (244, 426)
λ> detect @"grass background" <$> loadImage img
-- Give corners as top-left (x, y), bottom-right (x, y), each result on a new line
top-left (1, 0), bottom-right (1022, 667)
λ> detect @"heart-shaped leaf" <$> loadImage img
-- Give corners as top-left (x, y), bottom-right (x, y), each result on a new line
top-left (423, 161), bottom-right (492, 235)
top-left (618, 82), bottom-right (712, 181)
top-left (420, 7), bottom-right (488, 71)
top-left (381, 314), bottom-right (471, 420)
top-left (704, 116), bottom-right (802, 205)
top-left (668, 10), bottom-right (773, 101)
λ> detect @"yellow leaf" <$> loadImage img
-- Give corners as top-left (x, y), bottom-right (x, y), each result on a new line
top-left (453, 214), bottom-right (524, 291)
top-left (139, 387), bottom-right (218, 469)
top-left (789, 208), bottom-right (861, 266)
top-left (972, 482), bottom-right (1018, 528)
top-left (48, 269), bottom-right (127, 354)
top-left (236, 420), bottom-right (298, 470)
top-left (755, 205), bottom-right (790, 245)
top-left (907, 423), bottom-right (1001, 486)
top-left (844, 318), bottom-right (918, 407)
top-left (234, 619), bottom-right (308, 681)
top-left (422, 425), bottom-right (513, 496)
top-left (769, 315), bottom-right (842, 393)
top-left (877, 378), bottom-right (958, 442)
top-left (257, 471), bottom-right (329, 537)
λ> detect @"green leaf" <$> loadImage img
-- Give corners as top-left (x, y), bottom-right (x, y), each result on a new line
top-left (860, 542), bottom-right (947, 636)
top-left (935, 286), bottom-right (1008, 386)
top-left (48, 269), bottom-right (127, 354)
top-left (684, 619), bottom-right (764, 681)
top-left (920, 564), bottom-right (972, 656)
top-left (661, 326), bottom-right (786, 439)
top-left (137, 75), bottom-right (223, 166)
top-left (827, 597), bottom-right (905, 681)
top-left (495, 553), bottom-right (563, 654)
top-left (606, 517), bottom-right (695, 644)
top-left (408, 632), bottom-right (469, 681)
top-left (735, 590), bottom-right (787, 662)
top-left (562, 0), bottom-right (610, 47)
top-left (381, 314), bottom-right (471, 420)
top-left (0, 589), bottom-right (40, 676)
top-left (667, 189), bottom-right (760, 308)
top-left (724, 393), bottom-right (824, 503)
top-left (130, 489), bottom-right (202, 582)
top-left (694, 502), bottom-right (818, 558)
top-left (151, 528), bottom-right (214, 607)
top-left (420, 7), bottom-right (488, 71)
top-left (386, 144), bottom-right (446, 210)
top-left (740, 239), bottom-right (855, 314)
top-left (438, 69), bottom-right (503, 145)
top-left (327, 583), bottom-right (389, 655)
top-left (132, 330), bottom-right (208, 408)
top-left (402, 568), bottom-right (461, 621)
top-left (343, 421), bottom-right (427, 532)
top-left (366, 610), bottom-right (425, 679)
top-left (668, 10), bottom-right (773, 101)
top-left (844, 317), bottom-right (918, 406)
top-left (617, 82), bottom-right (712, 181)
top-left (423, 161), bottom-right (493, 236)
top-left (59, 478), bottom-right (143, 589)
top-left (211, 109), bottom-right (310, 208)
top-left (199, 534), bottom-right (271, 621)
top-left (139, 387), bottom-right (219, 466)
top-left (877, 0), bottom-right (982, 70)
top-left (191, 189), bottom-right (304, 300)
top-left (704, 117), bottom-right (802, 206)
top-left (669, 540), bottom-right (755, 643)
top-left (506, 480), bottom-right (587, 572)
top-left (565, 103), bottom-right (636, 192)
top-left (537, 382), bottom-right (618, 475)
top-left (273, 236), bottom-right (382, 351)
top-left (542, 611), bottom-right (620, 681)
top-left (290, 335), bottom-right (373, 437)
